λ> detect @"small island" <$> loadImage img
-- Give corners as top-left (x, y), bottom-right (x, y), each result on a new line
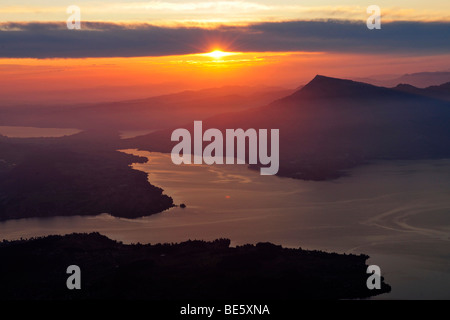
top-left (0, 233), bottom-right (391, 300)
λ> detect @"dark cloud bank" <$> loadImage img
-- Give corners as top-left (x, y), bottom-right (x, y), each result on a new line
top-left (0, 20), bottom-right (449, 58)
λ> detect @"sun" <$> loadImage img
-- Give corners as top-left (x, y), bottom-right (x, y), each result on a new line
top-left (202, 50), bottom-right (237, 59)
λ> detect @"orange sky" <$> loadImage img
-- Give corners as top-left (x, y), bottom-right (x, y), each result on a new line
top-left (1, 1), bottom-right (449, 105)
top-left (1, 51), bottom-right (449, 105)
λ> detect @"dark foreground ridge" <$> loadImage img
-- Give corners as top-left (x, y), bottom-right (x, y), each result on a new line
top-left (0, 233), bottom-right (390, 300)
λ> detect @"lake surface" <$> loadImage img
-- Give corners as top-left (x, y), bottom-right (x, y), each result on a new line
top-left (0, 126), bottom-right (81, 138)
top-left (1, 149), bottom-right (449, 299)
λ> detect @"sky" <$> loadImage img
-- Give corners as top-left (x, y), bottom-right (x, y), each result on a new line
top-left (0, 1), bottom-right (449, 104)
top-left (2, 0), bottom-right (450, 23)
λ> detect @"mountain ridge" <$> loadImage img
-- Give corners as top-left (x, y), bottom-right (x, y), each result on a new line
top-left (125, 74), bottom-right (450, 181)
top-left (279, 75), bottom-right (415, 103)
top-left (354, 71), bottom-right (450, 88)
top-left (393, 82), bottom-right (450, 101)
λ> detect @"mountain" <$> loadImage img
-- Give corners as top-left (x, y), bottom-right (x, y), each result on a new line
top-left (0, 86), bottom-right (292, 130)
top-left (393, 82), bottom-right (450, 101)
top-left (125, 75), bottom-right (450, 180)
top-left (283, 75), bottom-right (409, 100)
top-left (355, 71), bottom-right (450, 88)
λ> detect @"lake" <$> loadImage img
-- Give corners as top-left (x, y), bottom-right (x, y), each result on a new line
top-left (1, 149), bottom-right (449, 299)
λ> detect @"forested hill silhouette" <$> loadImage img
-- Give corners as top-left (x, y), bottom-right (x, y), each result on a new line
top-left (126, 75), bottom-right (450, 180)
top-left (0, 131), bottom-right (174, 221)
top-left (0, 233), bottom-right (391, 299)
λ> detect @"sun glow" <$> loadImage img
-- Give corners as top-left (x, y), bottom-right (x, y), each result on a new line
top-left (202, 50), bottom-right (237, 59)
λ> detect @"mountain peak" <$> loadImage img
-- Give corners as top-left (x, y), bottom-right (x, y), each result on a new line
top-left (312, 74), bottom-right (336, 81)
top-left (272, 75), bottom-right (418, 105)
top-left (291, 75), bottom-right (384, 100)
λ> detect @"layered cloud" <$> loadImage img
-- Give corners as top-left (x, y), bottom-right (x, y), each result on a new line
top-left (0, 20), bottom-right (449, 58)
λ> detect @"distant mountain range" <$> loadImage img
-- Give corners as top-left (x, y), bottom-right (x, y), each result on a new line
top-left (0, 86), bottom-right (292, 130)
top-left (126, 75), bottom-right (450, 180)
top-left (393, 82), bottom-right (450, 101)
top-left (355, 71), bottom-right (450, 88)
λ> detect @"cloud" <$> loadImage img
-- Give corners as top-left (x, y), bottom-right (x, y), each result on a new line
top-left (0, 20), bottom-right (449, 58)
